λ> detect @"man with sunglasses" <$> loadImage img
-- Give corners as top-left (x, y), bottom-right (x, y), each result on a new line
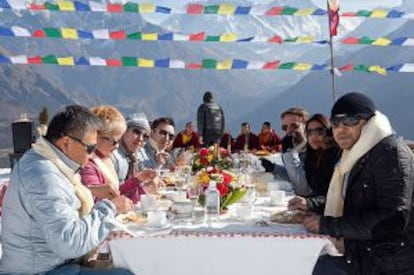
top-left (261, 107), bottom-right (313, 196)
top-left (306, 93), bottom-right (414, 275)
top-left (0, 105), bottom-right (133, 274)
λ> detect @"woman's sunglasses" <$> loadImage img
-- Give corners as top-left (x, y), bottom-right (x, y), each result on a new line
top-left (132, 128), bottom-right (150, 140)
top-left (305, 127), bottom-right (326, 136)
top-left (101, 136), bottom-right (120, 146)
top-left (158, 129), bottom-right (175, 140)
top-left (330, 115), bottom-right (364, 128)
top-left (67, 135), bottom-right (97, 154)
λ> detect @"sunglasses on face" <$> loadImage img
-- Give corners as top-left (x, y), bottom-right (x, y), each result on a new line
top-left (305, 127), bottom-right (326, 137)
top-left (281, 123), bottom-right (300, 132)
top-left (101, 136), bottom-right (120, 146)
top-left (330, 115), bottom-right (364, 128)
top-left (132, 128), bottom-right (150, 140)
top-left (158, 129), bottom-right (175, 140)
top-left (67, 135), bottom-right (97, 154)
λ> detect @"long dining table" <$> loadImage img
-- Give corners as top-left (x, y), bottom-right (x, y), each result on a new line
top-left (106, 194), bottom-right (338, 275)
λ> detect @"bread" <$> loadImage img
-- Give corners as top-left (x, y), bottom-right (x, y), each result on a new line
top-left (270, 210), bottom-right (307, 224)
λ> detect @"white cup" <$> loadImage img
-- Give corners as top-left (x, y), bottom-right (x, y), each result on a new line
top-left (270, 190), bottom-right (285, 206)
top-left (147, 211), bottom-right (167, 227)
top-left (236, 203), bottom-right (254, 220)
top-left (140, 194), bottom-right (158, 213)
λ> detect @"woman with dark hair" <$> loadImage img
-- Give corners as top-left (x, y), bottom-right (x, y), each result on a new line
top-left (288, 113), bottom-right (341, 214)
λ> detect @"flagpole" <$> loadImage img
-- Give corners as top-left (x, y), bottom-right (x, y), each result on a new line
top-left (327, 0), bottom-right (337, 102)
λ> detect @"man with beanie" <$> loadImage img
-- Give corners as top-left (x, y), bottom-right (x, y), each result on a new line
top-left (197, 91), bottom-right (225, 146)
top-left (305, 92), bottom-right (414, 275)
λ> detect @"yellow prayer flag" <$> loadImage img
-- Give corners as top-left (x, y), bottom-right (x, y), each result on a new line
top-left (61, 28), bottom-right (78, 39)
top-left (296, 36), bottom-right (314, 44)
top-left (217, 59), bottom-right (232, 70)
top-left (57, 57), bottom-right (74, 66)
top-left (139, 3), bottom-right (155, 13)
top-left (372, 37), bottom-right (391, 46)
top-left (296, 8), bottom-right (314, 16)
top-left (142, 33), bottom-right (157, 41)
top-left (138, 58), bottom-right (154, 68)
top-left (57, 0), bottom-right (75, 11)
top-left (218, 3), bottom-right (235, 15)
top-left (293, 63), bottom-right (312, 71)
top-left (369, 65), bottom-right (387, 75)
top-left (370, 9), bottom-right (388, 18)
top-left (220, 33), bottom-right (237, 42)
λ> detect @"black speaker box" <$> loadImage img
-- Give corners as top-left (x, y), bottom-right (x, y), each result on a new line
top-left (12, 121), bottom-right (33, 153)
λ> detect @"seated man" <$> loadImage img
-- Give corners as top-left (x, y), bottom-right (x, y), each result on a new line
top-left (0, 105), bottom-right (133, 274)
top-left (233, 122), bottom-right (261, 152)
top-left (172, 121), bottom-right (201, 151)
top-left (260, 107), bottom-right (312, 196)
top-left (258, 121), bottom-right (282, 152)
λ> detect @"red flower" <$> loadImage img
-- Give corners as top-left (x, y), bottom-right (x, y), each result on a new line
top-left (216, 183), bottom-right (229, 197)
top-left (222, 172), bottom-right (232, 185)
top-left (200, 148), bottom-right (209, 156)
top-left (200, 158), bottom-right (209, 165)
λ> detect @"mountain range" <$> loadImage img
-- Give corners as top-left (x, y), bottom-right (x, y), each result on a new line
top-left (0, 0), bottom-right (413, 166)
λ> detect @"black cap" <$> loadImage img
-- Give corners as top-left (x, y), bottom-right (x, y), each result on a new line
top-left (331, 92), bottom-right (376, 118)
top-left (203, 91), bottom-right (213, 102)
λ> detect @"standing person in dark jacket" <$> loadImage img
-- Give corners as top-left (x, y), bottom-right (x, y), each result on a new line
top-left (197, 91), bottom-right (225, 146)
top-left (306, 92), bottom-right (414, 275)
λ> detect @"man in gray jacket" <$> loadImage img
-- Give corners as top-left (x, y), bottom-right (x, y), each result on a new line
top-left (0, 105), bottom-right (133, 274)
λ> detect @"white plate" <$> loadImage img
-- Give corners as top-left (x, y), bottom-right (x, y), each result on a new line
top-left (146, 222), bottom-right (172, 231)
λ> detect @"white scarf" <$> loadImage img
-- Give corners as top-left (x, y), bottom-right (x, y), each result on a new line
top-left (324, 111), bottom-right (393, 217)
top-left (91, 153), bottom-right (120, 190)
top-left (32, 136), bottom-right (94, 216)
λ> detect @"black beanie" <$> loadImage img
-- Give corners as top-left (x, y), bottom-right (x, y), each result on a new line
top-left (331, 92), bottom-right (376, 117)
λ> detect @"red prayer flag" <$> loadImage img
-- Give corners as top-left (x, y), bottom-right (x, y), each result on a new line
top-left (106, 59), bottom-right (122, 67)
top-left (107, 3), bottom-right (123, 12)
top-left (186, 63), bottom-right (202, 69)
top-left (263, 61), bottom-right (280, 70)
top-left (30, 3), bottom-right (45, 10)
top-left (269, 36), bottom-right (283, 44)
top-left (189, 32), bottom-right (205, 41)
top-left (27, 56), bottom-right (42, 64)
top-left (187, 4), bottom-right (203, 14)
top-left (266, 7), bottom-right (283, 16)
top-left (339, 64), bottom-right (354, 71)
top-left (33, 30), bottom-right (46, 38)
top-left (109, 30), bottom-right (126, 40)
top-left (328, 0), bottom-right (340, 36)
top-left (342, 37), bottom-right (359, 45)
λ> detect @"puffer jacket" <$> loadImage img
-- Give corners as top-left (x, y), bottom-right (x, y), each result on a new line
top-left (320, 135), bottom-right (414, 275)
top-left (0, 149), bottom-right (117, 274)
top-left (196, 102), bottom-right (225, 146)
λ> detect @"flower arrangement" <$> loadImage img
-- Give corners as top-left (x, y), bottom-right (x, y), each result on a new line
top-left (196, 167), bottom-right (247, 211)
top-left (192, 146), bottom-right (233, 173)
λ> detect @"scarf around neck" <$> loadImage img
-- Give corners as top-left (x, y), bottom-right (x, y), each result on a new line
top-left (324, 111), bottom-right (393, 217)
top-left (32, 136), bottom-right (94, 216)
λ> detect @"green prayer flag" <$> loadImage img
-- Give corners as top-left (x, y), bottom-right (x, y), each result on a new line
top-left (122, 57), bottom-right (138, 66)
top-left (43, 28), bottom-right (61, 38)
top-left (202, 59), bottom-right (217, 69)
top-left (127, 32), bottom-right (142, 40)
top-left (357, 10), bottom-right (372, 17)
top-left (281, 7), bottom-right (297, 15)
top-left (279, 62), bottom-right (295, 69)
top-left (206, 35), bottom-right (220, 42)
top-left (204, 5), bottom-right (219, 14)
top-left (45, 2), bottom-right (59, 10)
top-left (124, 2), bottom-right (139, 12)
top-left (42, 55), bottom-right (58, 64)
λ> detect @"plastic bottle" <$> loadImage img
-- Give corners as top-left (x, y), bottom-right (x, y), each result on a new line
top-left (204, 180), bottom-right (220, 222)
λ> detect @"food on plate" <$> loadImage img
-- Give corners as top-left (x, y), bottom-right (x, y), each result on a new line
top-left (120, 212), bottom-right (146, 224)
top-left (255, 150), bottom-right (270, 156)
top-left (270, 210), bottom-right (307, 224)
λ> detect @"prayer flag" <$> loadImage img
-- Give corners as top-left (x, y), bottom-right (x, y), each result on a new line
top-left (328, 0), bottom-right (340, 36)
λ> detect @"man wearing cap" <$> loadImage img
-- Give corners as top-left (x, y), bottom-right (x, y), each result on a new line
top-left (111, 113), bottom-right (158, 202)
top-left (305, 92), bottom-right (414, 275)
top-left (197, 91), bottom-right (225, 146)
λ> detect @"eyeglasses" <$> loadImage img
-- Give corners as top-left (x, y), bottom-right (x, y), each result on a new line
top-left (306, 127), bottom-right (326, 137)
top-left (158, 129), bottom-right (175, 140)
top-left (281, 123), bottom-right (300, 132)
top-left (132, 128), bottom-right (149, 140)
top-left (330, 115), bottom-right (364, 128)
top-left (101, 136), bottom-right (120, 146)
top-left (67, 135), bottom-right (97, 154)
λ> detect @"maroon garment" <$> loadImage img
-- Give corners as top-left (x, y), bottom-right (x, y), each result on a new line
top-left (172, 131), bottom-right (201, 150)
top-left (219, 132), bottom-right (235, 152)
top-left (258, 130), bottom-right (282, 152)
top-left (234, 133), bottom-right (261, 152)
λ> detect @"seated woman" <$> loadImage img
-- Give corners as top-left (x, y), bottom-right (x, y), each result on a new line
top-left (81, 105), bottom-right (156, 203)
top-left (172, 121), bottom-right (201, 152)
top-left (288, 113), bottom-right (341, 214)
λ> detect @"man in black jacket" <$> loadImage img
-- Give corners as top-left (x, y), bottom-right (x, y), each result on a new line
top-left (307, 92), bottom-right (414, 275)
top-left (196, 91), bottom-right (225, 147)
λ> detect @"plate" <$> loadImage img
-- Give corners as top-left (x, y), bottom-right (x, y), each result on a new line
top-left (145, 222), bottom-right (172, 231)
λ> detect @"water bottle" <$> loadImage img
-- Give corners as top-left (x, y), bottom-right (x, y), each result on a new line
top-left (204, 180), bottom-right (220, 222)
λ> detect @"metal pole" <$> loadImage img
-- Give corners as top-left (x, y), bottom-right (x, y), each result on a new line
top-left (327, 0), bottom-right (337, 102)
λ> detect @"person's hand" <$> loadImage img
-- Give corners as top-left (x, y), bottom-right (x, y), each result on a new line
top-left (281, 135), bottom-right (294, 152)
top-left (155, 151), bottom-right (170, 166)
top-left (111, 195), bottom-right (133, 214)
top-left (303, 214), bottom-right (321, 233)
top-left (136, 169), bottom-right (157, 183)
top-left (288, 196), bottom-right (309, 212)
top-left (88, 184), bottom-right (120, 200)
top-left (259, 158), bottom-right (275, 173)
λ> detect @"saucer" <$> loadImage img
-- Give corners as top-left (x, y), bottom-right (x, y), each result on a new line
top-left (146, 222), bottom-right (172, 231)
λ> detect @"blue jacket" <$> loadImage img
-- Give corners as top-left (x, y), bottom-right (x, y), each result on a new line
top-left (0, 148), bottom-right (117, 274)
